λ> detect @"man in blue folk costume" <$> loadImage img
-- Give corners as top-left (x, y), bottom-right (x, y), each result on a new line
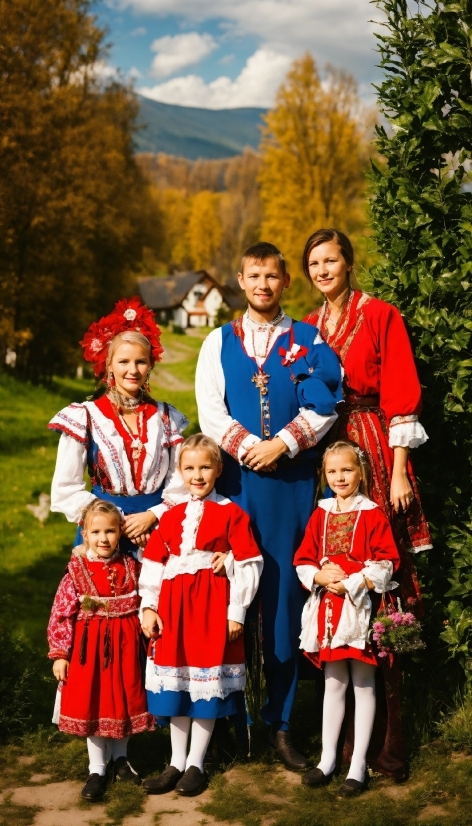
top-left (196, 242), bottom-right (342, 769)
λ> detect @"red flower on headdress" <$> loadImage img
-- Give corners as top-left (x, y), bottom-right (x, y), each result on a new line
top-left (80, 296), bottom-right (163, 377)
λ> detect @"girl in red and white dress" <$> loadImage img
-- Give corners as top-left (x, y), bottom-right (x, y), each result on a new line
top-left (48, 499), bottom-right (153, 802)
top-left (293, 441), bottom-right (400, 797)
top-left (139, 434), bottom-right (263, 797)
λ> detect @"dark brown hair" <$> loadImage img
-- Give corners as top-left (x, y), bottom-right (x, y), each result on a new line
top-left (302, 228), bottom-right (355, 284)
top-left (240, 241), bottom-right (286, 276)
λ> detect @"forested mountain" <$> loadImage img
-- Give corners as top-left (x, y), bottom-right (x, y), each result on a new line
top-left (135, 97), bottom-right (266, 160)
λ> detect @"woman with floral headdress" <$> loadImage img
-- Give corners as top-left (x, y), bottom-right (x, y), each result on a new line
top-left (48, 297), bottom-right (189, 552)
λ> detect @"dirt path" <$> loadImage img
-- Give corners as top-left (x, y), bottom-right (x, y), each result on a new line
top-left (1, 772), bottom-right (245, 826)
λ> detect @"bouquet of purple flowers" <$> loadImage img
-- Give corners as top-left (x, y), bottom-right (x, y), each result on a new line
top-left (371, 599), bottom-right (425, 658)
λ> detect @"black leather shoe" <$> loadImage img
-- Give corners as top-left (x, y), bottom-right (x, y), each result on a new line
top-left (302, 767), bottom-right (334, 788)
top-left (175, 766), bottom-right (208, 796)
top-left (269, 730), bottom-right (309, 771)
top-left (81, 773), bottom-right (107, 801)
top-left (113, 756), bottom-right (141, 786)
top-left (143, 766), bottom-right (184, 795)
top-left (338, 777), bottom-right (368, 797)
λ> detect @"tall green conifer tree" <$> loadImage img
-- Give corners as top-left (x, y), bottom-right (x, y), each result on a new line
top-left (371, 0), bottom-right (472, 679)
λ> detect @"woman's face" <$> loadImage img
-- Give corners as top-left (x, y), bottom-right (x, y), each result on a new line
top-left (307, 241), bottom-right (351, 301)
top-left (110, 341), bottom-right (151, 398)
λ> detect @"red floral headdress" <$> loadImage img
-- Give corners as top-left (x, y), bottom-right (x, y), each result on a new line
top-left (80, 296), bottom-right (163, 378)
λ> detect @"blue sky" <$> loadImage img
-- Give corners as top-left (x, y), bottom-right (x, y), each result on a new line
top-left (96, 0), bottom-right (384, 109)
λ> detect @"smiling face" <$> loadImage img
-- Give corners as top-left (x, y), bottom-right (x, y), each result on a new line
top-left (324, 449), bottom-right (362, 500)
top-left (307, 241), bottom-right (351, 301)
top-left (109, 341), bottom-right (151, 398)
top-left (179, 448), bottom-right (222, 499)
top-left (238, 256), bottom-right (290, 318)
top-left (83, 512), bottom-right (121, 558)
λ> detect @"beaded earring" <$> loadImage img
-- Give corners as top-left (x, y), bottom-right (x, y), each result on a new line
top-left (107, 371), bottom-right (116, 389)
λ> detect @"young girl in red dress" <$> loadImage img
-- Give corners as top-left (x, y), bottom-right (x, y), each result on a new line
top-left (48, 499), bottom-right (153, 802)
top-left (293, 441), bottom-right (400, 796)
top-left (139, 433), bottom-right (263, 797)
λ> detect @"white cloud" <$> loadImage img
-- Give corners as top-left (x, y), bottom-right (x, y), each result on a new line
top-left (139, 47), bottom-right (292, 108)
top-left (150, 32), bottom-right (218, 78)
top-left (111, 0), bottom-right (383, 83)
top-left (131, 26), bottom-right (147, 35)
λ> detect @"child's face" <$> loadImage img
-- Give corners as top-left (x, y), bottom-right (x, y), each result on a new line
top-left (179, 448), bottom-right (222, 499)
top-left (237, 256), bottom-right (290, 315)
top-left (83, 513), bottom-right (121, 558)
top-left (324, 450), bottom-right (361, 500)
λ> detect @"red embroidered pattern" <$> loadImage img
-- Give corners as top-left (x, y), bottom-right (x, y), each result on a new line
top-left (58, 711), bottom-right (152, 738)
top-left (231, 316), bottom-right (244, 339)
top-left (47, 574), bottom-right (80, 659)
top-left (284, 414), bottom-right (318, 451)
top-left (326, 511), bottom-right (358, 556)
top-left (221, 422), bottom-right (251, 460)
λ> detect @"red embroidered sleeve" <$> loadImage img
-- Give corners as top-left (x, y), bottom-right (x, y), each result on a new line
top-left (47, 573), bottom-right (80, 660)
top-left (221, 422), bottom-right (251, 460)
top-left (284, 413), bottom-right (318, 452)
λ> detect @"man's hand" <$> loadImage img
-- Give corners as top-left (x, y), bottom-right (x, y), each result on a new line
top-left (228, 620), bottom-right (244, 641)
top-left (242, 437), bottom-right (288, 472)
top-left (141, 608), bottom-right (163, 639)
top-left (53, 659), bottom-right (69, 681)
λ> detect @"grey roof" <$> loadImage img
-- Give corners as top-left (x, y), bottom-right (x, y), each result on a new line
top-left (139, 269), bottom-right (247, 312)
top-left (139, 271), bottom-right (213, 310)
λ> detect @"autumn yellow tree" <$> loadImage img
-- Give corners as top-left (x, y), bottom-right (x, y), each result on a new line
top-left (259, 54), bottom-right (373, 292)
top-left (0, 0), bottom-right (161, 378)
top-left (187, 191), bottom-right (223, 271)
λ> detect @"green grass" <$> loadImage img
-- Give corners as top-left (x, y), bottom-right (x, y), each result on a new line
top-left (3, 329), bottom-right (472, 824)
top-left (0, 328), bottom-right (205, 728)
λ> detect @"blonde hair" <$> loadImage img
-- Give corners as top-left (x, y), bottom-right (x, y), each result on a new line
top-left (319, 440), bottom-right (371, 497)
top-left (81, 499), bottom-right (124, 530)
top-left (178, 433), bottom-right (222, 467)
top-left (106, 331), bottom-right (152, 374)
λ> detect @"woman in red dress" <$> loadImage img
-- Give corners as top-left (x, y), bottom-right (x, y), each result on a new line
top-left (48, 499), bottom-right (153, 802)
top-left (302, 228), bottom-right (432, 778)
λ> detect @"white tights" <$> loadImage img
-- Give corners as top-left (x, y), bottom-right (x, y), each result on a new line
top-left (317, 660), bottom-right (376, 783)
top-left (169, 717), bottom-right (215, 773)
top-left (86, 735), bottom-right (129, 776)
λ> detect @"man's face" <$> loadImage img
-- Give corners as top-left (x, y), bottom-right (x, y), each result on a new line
top-left (237, 256), bottom-right (290, 315)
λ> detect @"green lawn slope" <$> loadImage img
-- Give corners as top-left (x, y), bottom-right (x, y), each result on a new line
top-left (2, 328), bottom-right (472, 825)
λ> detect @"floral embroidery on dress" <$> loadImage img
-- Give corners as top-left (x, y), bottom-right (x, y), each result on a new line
top-left (325, 511), bottom-right (358, 557)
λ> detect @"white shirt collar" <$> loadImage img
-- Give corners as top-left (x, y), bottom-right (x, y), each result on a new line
top-left (317, 494), bottom-right (378, 513)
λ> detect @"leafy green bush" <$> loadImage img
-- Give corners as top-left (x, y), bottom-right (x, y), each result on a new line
top-left (0, 620), bottom-right (34, 739)
top-left (370, 0), bottom-right (472, 689)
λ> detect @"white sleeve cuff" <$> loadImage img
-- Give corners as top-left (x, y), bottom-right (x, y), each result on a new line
top-left (238, 433), bottom-right (261, 463)
top-left (296, 564), bottom-right (319, 591)
top-left (276, 428), bottom-right (299, 458)
top-left (227, 604), bottom-right (246, 623)
top-left (389, 418), bottom-right (428, 448)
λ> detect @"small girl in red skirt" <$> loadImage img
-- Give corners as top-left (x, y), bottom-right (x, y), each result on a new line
top-left (139, 433), bottom-right (263, 797)
top-left (48, 499), bottom-right (153, 801)
top-left (293, 441), bottom-right (400, 796)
